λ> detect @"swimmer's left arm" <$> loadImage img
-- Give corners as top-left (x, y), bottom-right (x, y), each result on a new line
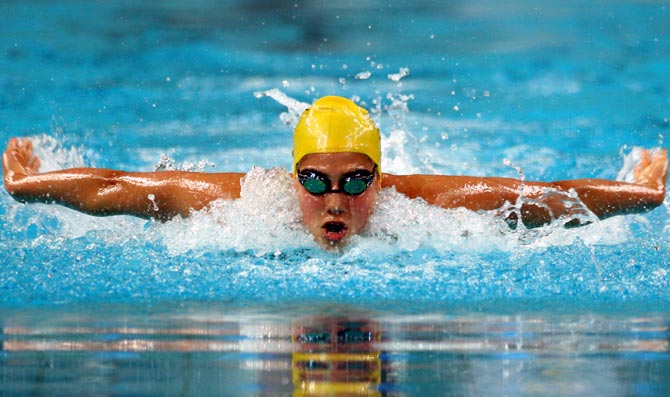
top-left (383, 149), bottom-right (668, 228)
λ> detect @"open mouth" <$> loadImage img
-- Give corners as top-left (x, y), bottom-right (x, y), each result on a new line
top-left (322, 221), bottom-right (347, 242)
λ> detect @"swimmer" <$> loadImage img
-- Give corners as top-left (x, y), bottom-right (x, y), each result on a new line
top-left (3, 96), bottom-right (668, 249)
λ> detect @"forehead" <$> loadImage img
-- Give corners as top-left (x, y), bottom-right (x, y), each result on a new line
top-left (297, 152), bottom-right (375, 173)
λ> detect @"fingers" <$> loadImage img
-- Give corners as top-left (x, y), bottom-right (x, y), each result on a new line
top-left (652, 148), bottom-right (668, 163)
top-left (633, 149), bottom-right (650, 181)
top-left (652, 149), bottom-right (669, 190)
top-left (633, 148), bottom-right (668, 191)
top-left (25, 147), bottom-right (41, 173)
top-left (19, 139), bottom-right (39, 173)
top-left (640, 149), bottom-right (650, 168)
top-left (3, 137), bottom-right (40, 178)
top-left (12, 138), bottom-right (34, 155)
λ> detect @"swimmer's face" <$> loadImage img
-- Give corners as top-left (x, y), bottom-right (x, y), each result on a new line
top-left (295, 152), bottom-right (380, 249)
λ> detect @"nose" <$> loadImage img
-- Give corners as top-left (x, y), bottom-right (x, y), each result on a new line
top-left (324, 192), bottom-right (347, 216)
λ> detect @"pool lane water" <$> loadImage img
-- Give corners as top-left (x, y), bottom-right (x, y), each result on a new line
top-left (1, 304), bottom-right (669, 396)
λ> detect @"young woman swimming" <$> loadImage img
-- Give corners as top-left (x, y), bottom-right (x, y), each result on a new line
top-left (3, 96), bottom-right (667, 249)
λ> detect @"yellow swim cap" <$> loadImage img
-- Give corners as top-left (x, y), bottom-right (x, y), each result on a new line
top-left (293, 96), bottom-right (381, 175)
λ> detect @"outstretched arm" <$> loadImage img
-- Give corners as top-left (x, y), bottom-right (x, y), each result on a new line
top-left (384, 149), bottom-right (668, 228)
top-left (3, 138), bottom-right (244, 221)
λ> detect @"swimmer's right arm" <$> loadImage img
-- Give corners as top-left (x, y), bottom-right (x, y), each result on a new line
top-left (2, 138), bottom-right (244, 221)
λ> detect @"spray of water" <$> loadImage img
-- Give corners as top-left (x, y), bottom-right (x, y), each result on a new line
top-left (253, 88), bottom-right (310, 127)
top-left (153, 166), bottom-right (315, 256)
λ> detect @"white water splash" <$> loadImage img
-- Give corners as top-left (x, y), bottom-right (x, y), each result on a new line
top-left (153, 150), bottom-right (215, 172)
top-left (254, 88), bottom-right (310, 127)
top-left (153, 167), bottom-right (315, 256)
top-left (29, 134), bottom-right (87, 172)
top-left (379, 92), bottom-right (439, 175)
top-left (149, 171), bottom-right (637, 257)
top-left (354, 188), bottom-right (514, 254)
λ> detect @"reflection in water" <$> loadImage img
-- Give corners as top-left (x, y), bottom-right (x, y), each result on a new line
top-left (292, 318), bottom-right (383, 396)
top-left (1, 311), bottom-right (670, 396)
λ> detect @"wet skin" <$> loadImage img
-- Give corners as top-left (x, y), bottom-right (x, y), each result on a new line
top-left (295, 153), bottom-right (380, 249)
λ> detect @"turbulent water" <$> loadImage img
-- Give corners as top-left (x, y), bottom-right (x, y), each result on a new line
top-left (1, 133), bottom-right (667, 311)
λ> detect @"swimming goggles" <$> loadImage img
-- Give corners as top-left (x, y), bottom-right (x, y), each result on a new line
top-left (297, 166), bottom-right (376, 196)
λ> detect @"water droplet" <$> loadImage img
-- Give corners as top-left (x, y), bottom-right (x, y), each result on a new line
top-left (355, 71), bottom-right (371, 80)
top-left (387, 67), bottom-right (410, 82)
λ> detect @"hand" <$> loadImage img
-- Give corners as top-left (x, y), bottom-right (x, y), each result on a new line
top-left (3, 138), bottom-right (41, 186)
top-left (634, 148), bottom-right (668, 192)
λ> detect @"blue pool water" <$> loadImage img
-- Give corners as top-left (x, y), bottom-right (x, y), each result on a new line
top-left (1, 0), bottom-right (670, 395)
